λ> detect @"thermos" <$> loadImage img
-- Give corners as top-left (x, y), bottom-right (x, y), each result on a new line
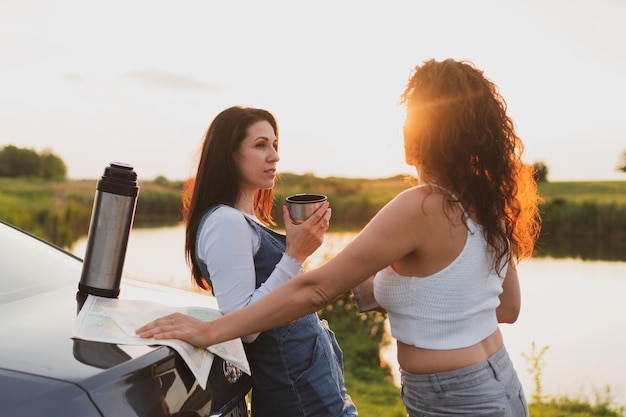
top-left (78, 162), bottom-right (139, 298)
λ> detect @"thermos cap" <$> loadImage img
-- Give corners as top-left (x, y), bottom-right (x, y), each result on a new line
top-left (97, 162), bottom-right (139, 197)
top-left (103, 162), bottom-right (138, 183)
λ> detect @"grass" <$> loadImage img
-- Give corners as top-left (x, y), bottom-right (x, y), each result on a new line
top-left (524, 341), bottom-right (625, 416)
top-left (538, 181), bottom-right (626, 204)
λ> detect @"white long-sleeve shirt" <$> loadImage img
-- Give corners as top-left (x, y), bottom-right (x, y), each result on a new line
top-left (197, 205), bottom-right (303, 342)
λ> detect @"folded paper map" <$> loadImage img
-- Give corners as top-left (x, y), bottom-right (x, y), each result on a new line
top-left (72, 294), bottom-right (250, 389)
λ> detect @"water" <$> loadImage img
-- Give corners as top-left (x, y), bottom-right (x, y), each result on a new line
top-left (73, 225), bottom-right (626, 407)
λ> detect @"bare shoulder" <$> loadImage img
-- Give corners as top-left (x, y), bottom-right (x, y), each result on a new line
top-left (378, 185), bottom-right (462, 246)
top-left (384, 185), bottom-right (450, 218)
top-left (333, 185), bottom-right (457, 277)
top-left (362, 185), bottom-right (449, 240)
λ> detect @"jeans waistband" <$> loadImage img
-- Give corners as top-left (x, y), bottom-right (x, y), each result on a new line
top-left (400, 346), bottom-right (510, 393)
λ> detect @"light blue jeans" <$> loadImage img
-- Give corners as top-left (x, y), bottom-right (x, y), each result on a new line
top-left (400, 346), bottom-right (528, 417)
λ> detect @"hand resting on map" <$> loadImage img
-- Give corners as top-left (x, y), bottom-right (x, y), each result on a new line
top-left (137, 312), bottom-right (212, 349)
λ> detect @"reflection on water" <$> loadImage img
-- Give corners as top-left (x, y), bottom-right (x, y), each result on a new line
top-left (74, 224), bottom-right (194, 291)
top-left (73, 225), bottom-right (626, 407)
top-left (504, 259), bottom-right (626, 407)
top-left (535, 235), bottom-right (626, 262)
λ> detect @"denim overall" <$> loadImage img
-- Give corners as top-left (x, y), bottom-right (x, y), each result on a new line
top-left (197, 209), bottom-right (357, 417)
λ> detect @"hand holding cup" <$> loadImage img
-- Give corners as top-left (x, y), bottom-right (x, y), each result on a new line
top-left (285, 194), bottom-right (328, 224)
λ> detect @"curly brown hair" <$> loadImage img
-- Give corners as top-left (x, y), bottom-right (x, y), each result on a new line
top-left (401, 59), bottom-right (541, 273)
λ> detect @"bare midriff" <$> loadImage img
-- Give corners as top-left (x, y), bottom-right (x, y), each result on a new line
top-left (396, 328), bottom-right (503, 374)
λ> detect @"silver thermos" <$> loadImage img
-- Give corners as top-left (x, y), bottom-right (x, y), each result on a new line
top-left (78, 162), bottom-right (139, 298)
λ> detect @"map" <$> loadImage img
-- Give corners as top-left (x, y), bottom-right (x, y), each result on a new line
top-left (72, 294), bottom-right (250, 389)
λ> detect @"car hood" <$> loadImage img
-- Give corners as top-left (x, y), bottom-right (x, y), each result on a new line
top-left (0, 272), bottom-right (218, 383)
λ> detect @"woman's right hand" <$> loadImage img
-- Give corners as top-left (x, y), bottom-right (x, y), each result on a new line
top-left (282, 202), bottom-right (332, 264)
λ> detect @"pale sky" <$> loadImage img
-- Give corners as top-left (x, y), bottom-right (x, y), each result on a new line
top-left (1, 0), bottom-right (625, 181)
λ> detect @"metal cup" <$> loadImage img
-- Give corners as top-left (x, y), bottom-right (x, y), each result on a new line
top-left (351, 275), bottom-right (380, 312)
top-left (285, 193), bottom-right (327, 224)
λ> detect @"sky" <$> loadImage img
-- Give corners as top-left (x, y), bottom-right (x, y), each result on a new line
top-left (1, 0), bottom-right (625, 182)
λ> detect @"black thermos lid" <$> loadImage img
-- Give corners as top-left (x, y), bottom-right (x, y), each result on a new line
top-left (97, 162), bottom-right (139, 197)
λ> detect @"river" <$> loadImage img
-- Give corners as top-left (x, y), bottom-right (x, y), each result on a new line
top-left (73, 225), bottom-right (626, 407)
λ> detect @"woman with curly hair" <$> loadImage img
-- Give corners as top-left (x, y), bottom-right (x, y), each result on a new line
top-left (139, 59), bottom-right (541, 416)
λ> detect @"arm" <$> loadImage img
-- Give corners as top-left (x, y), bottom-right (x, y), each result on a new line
top-left (496, 260), bottom-right (521, 323)
top-left (137, 189), bottom-right (422, 348)
top-left (201, 207), bottom-right (301, 315)
top-left (200, 206), bottom-right (327, 341)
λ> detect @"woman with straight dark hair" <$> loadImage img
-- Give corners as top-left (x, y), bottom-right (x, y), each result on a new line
top-left (180, 106), bottom-right (356, 417)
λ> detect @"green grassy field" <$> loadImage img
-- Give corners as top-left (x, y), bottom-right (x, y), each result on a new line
top-left (538, 180), bottom-right (626, 204)
top-left (4, 175), bottom-right (626, 247)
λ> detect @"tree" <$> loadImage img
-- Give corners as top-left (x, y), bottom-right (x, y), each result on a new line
top-left (616, 150), bottom-right (626, 173)
top-left (532, 161), bottom-right (549, 183)
top-left (0, 145), bottom-right (67, 179)
top-left (39, 149), bottom-right (67, 179)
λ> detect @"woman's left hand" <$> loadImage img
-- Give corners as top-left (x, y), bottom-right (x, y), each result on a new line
top-left (282, 202), bottom-right (332, 264)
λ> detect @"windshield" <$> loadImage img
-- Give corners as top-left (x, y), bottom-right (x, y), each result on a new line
top-left (0, 221), bottom-right (82, 304)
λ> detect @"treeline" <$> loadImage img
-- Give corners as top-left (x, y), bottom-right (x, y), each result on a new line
top-left (0, 145), bottom-right (67, 179)
top-left (532, 181), bottom-right (626, 261)
top-left (0, 177), bottom-right (184, 248)
top-left (3, 174), bottom-right (626, 257)
top-left (0, 173), bottom-right (411, 248)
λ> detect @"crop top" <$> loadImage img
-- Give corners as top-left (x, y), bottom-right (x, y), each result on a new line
top-left (373, 211), bottom-right (506, 350)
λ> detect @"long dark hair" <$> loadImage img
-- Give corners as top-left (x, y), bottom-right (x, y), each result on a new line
top-left (401, 59), bottom-right (541, 273)
top-left (183, 106), bottom-right (279, 289)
